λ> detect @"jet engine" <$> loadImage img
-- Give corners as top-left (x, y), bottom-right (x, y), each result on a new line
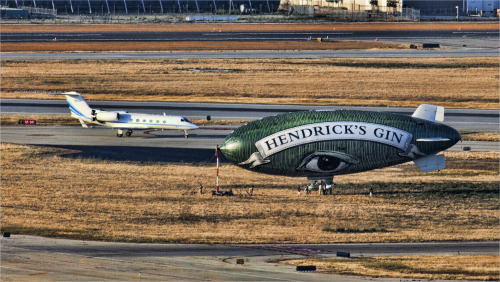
top-left (92, 111), bottom-right (120, 122)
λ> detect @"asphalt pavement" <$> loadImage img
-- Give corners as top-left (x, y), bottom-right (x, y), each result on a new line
top-left (2, 48), bottom-right (499, 60)
top-left (2, 235), bottom-right (498, 281)
top-left (2, 98), bottom-right (498, 131)
top-left (2, 29), bottom-right (497, 43)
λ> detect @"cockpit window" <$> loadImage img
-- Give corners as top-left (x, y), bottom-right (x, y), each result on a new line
top-left (181, 118), bottom-right (190, 122)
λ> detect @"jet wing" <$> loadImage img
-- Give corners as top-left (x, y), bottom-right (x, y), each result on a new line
top-left (106, 124), bottom-right (150, 130)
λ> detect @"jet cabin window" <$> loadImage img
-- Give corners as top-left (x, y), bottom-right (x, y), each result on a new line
top-left (136, 119), bottom-right (139, 122)
top-left (143, 119), bottom-right (146, 122)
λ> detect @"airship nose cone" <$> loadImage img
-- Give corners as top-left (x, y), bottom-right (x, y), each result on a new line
top-left (220, 135), bottom-right (243, 163)
top-left (443, 125), bottom-right (461, 147)
top-left (422, 124), bottom-right (462, 153)
top-left (451, 127), bottom-right (461, 144)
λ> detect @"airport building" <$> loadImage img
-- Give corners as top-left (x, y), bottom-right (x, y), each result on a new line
top-left (403, 0), bottom-right (499, 17)
top-left (285, 0), bottom-right (499, 17)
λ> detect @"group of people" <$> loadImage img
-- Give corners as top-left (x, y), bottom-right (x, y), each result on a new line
top-left (297, 181), bottom-right (334, 196)
top-left (200, 183), bottom-right (372, 198)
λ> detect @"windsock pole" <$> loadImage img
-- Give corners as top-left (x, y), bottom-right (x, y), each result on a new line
top-left (216, 145), bottom-right (219, 193)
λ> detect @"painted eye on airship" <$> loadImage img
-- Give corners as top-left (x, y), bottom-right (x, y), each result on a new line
top-left (297, 151), bottom-right (359, 173)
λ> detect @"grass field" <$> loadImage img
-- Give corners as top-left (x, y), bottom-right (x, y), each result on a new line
top-left (283, 255), bottom-right (499, 281)
top-left (1, 143), bottom-right (498, 244)
top-left (1, 40), bottom-right (402, 52)
top-left (1, 58), bottom-right (498, 109)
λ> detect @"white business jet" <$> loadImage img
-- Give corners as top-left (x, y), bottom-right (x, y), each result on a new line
top-left (62, 91), bottom-right (198, 137)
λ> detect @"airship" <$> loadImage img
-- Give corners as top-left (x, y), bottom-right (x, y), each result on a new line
top-left (220, 104), bottom-right (460, 183)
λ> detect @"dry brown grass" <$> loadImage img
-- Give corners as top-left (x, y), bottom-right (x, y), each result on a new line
top-left (1, 41), bottom-right (402, 52)
top-left (1, 58), bottom-right (498, 109)
top-left (0, 114), bottom-right (246, 126)
top-left (1, 22), bottom-right (497, 33)
top-left (283, 255), bottom-right (499, 281)
top-left (460, 131), bottom-right (500, 142)
top-left (0, 114), bottom-right (80, 126)
top-left (1, 143), bottom-right (498, 244)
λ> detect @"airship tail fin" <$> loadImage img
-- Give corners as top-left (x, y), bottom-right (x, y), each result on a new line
top-left (412, 104), bottom-right (444, 122)
top-left (414, 154), bottom-right (445, 172)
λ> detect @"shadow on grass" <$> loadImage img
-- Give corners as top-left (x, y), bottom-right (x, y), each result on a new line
top-left (334, 182), bottom-right (498, 198)
top-left (40, 144), bottom-right (227, 163)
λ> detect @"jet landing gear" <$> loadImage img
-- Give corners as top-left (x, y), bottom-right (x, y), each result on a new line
top-left (117, 129), bottom-right (133, 137)
top-left (184, 130), bottom-right (189, 138)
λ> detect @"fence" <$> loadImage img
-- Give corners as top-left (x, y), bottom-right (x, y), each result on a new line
top-left (2, 0), bottom-right (280, 15)
top-left (289, 4), bottom-right (420, 21)
top-left (401, 7), bottom-right (419, 21)
top-left (19, 5), bottom-right (57, 17)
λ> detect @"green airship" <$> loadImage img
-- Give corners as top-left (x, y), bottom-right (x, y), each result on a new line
top-left (220, 104), bottom-right (460, 182)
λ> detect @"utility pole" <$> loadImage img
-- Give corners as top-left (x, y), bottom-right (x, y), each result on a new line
top-left (215, 145), bottom-right (220, 193)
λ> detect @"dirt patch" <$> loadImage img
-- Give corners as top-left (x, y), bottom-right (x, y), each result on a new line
top-left (1, 40), bottom-right (402, 52)
top-left (1, 22), bottom-right (497, 33)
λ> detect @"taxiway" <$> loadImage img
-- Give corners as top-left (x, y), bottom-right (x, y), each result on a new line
top-left (2, 99), bottom-right (499, 131)
top-left (2, 235), bottom-right (498, 281)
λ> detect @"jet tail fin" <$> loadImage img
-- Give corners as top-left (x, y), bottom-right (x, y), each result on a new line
top-left (414, 154), bottom-right (445, 172)
top-left (60, 91), bottom-right (93, 122)
top-left (412, 104), bottom-right (444, 122)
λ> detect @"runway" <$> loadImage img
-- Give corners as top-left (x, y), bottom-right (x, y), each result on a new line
top-left (2, 48), bottom-right (499, 60)
top-left (2, 98), bottom-right (499, 131)
top-left (2, 29), bottom-right (498, 43)
top-left (2, 26), bottom-right (498, 60)
top-left (1, 125), bottom-right (496, 163)
top-left (2, 29), bottom-right (498, 49)
top-left (2, 235), bottom-right (498, 281)
top-left (2, 99), bottom-right (498, 161)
